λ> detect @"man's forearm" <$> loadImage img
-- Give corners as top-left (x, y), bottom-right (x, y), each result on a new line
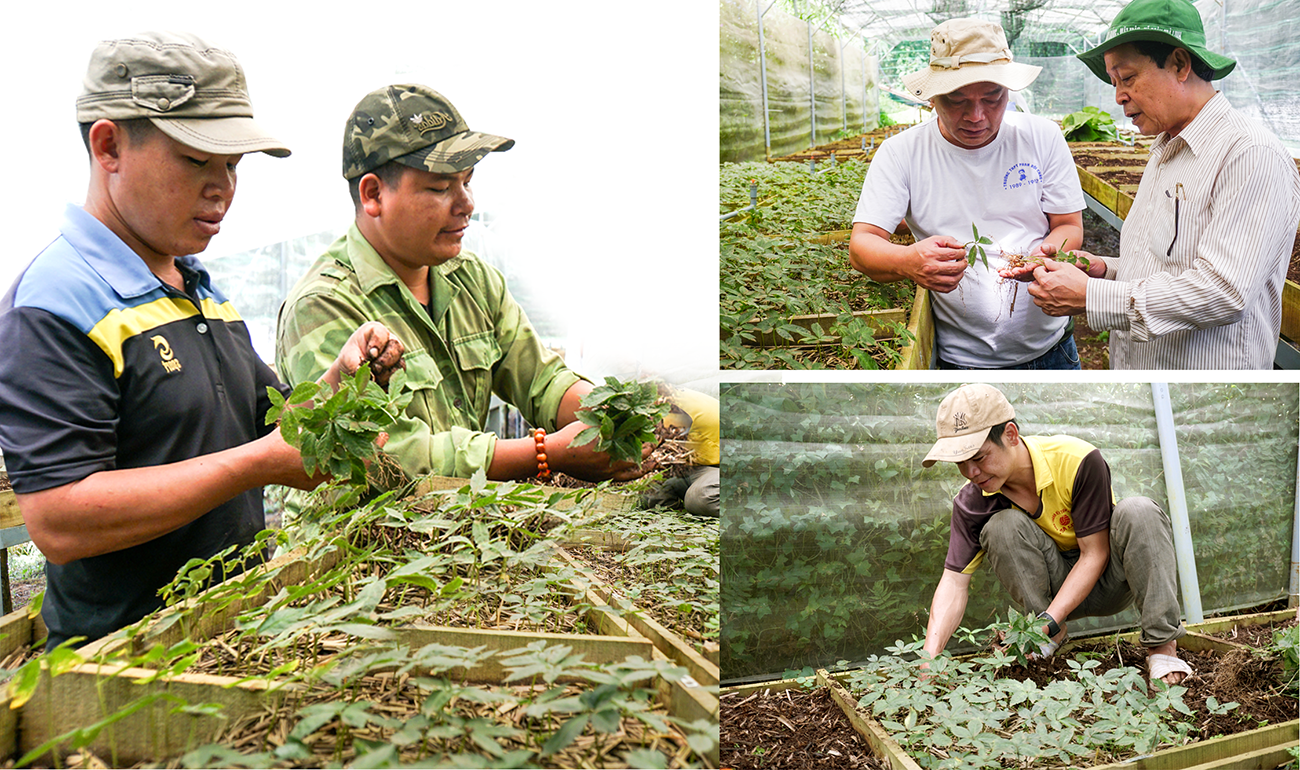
top-left (1045, 549), bottom-right (1109, 623)
top-left (849, 227), bottom-right (915, 283)
top-left (18, 434), bottom-right (302, 565)
top-left (924, 571), bottom-right (971, 658)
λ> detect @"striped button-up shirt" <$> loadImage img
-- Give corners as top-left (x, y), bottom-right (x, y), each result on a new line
top-left (1086, 93), bottom-right (1300, 369)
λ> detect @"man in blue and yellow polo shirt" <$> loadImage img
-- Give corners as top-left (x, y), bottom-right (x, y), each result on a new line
top-left (919, 384), bottom-right (1191, 685)
top-left (0, 32), bottom-right (403, 650)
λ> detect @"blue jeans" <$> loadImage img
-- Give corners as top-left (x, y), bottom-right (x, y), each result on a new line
top-left (937, 330), bottom-right (1081, 370)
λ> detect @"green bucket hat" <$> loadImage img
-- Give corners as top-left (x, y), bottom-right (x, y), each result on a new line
top-left (342, 84), bottom-right (514, 180)
top-left (1078, 0), bottom-right (1236, 83)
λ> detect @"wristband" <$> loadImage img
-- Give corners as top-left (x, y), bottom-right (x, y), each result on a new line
top-left (1037, 610), bottom-right (1060, 638)
top-left (533, 428), bottom-right (550, 481)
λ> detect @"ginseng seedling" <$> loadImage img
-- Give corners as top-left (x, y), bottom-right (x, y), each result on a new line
top-left (964, 223), bottom-right (993, 270)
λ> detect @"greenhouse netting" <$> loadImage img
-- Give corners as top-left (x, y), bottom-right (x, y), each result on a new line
top-left (721, 0), bottom-right (1300, 161)
top-left (719, 382), bottom-right (1298, 682)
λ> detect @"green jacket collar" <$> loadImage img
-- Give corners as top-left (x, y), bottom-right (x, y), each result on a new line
top-left (344, 221), bottom-right (465, 323)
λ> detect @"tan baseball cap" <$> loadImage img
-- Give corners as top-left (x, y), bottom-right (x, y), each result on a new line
top-left (902, 19), bottom-right (1041, 101)
top-left (922, 384), bottom-right (1016, 468)
top-left (76, 31), bottom-right (290, 158)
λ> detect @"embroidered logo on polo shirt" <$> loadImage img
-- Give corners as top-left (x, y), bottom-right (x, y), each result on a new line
top-left (151, 335), bottom-right (183, 374)
top-left (1055, 509), bottom-right (1072, 531)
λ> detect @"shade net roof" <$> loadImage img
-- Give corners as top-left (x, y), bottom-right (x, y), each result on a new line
top-left (822, 0), bottom-right (1123, 52)
top-left (732, 0), bottom-right (1300, 151)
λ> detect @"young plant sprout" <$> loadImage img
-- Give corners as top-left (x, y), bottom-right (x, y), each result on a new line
top-left (266, 363), bottom-right (413, 488)
top-left (572, 376), bottom-right (671, 466)
top-left (964, 223), bottom-right (993, 269)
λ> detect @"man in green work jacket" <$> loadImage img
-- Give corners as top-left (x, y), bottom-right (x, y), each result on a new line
top-left (920, 384), bottom-right (1192, 685)
top-left (276, 84), bottom-right (647, 485)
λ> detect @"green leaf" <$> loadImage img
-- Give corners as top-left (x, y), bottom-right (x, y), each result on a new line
top-left (8, 657), bottom-right (40, 709)
top-left (542, 713), bottom-right (590, 756)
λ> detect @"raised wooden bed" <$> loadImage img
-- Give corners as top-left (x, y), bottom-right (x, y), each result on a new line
top-left (721, 610), bottom-right (1298, 770)
top-left (727, 224), bottom-right (932, 369)
top-left (7, 480), bottom-right (719, 767)
top-left (0, 489), bottom-right (20, 532)
top-left (769, 127), bottom-right (906, 164)
top-left (1070, 141), bottom-right (1152, 222)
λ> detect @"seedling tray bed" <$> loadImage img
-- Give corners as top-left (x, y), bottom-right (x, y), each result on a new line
top-left (720, 611), bottom-right (1298, 770)
top-left (8, 478), bottom-right (719, 767)
top-left (721, 157), bottom-right (923, 369)
top-left (721, 684), bottom-right (886, 769)
top-left (770, 128), bottom-right (907, 164)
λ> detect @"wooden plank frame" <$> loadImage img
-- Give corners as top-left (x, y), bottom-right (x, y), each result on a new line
top-left (732, 308), bottom-right (910, 349)
top-left (5, 483), bottom-right (719, 767)
top-left (550, 547), bottom-right (720, 740)
top-left (818, 669), bottom-right (924, 770)
top-left (895, 287), bottom-right (932, 370)
top-left (0, 490), bottom-right (21, 531)
top-left (721, 611), bottom-right (1299, 770)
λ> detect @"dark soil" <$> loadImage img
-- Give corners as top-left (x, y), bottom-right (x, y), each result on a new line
top-left (721, 686), bottom-right (887, 770)
top-left (1070, 153), bottom-right (1149, 167)
top-left (1095, 170), bottom-right (1145, 185)
top-left (997, 636), bottom-right (1296, 743)
top-left (1201, 615), bottom-right (1297, 651)
top-left (9, 576), bottom-right (43, 614)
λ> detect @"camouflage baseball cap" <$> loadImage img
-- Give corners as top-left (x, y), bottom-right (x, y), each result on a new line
top-left (342, 84), bottom-right (514, 180)
top-left (76, 31), bottom-right (289, 157)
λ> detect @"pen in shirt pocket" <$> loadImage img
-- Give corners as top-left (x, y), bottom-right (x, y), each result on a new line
top-left (1166, 182), bottom-right (1184, 257)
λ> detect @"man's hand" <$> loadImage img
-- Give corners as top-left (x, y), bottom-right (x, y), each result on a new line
top-left (1027, 259), bottom-right (1090, 316)
top-left (549, 421), bottom-right (651, 482)
top-left (1040, 242), bottom-right (1107, 279)
top-left (324, 322), bottom-right (405, 389)
top-left (1000, 243), bottom-right (1105, 283)
top-left (909, 235), bottom-right (970, 294)
top-left (260, 427), bottom-right (392, 491)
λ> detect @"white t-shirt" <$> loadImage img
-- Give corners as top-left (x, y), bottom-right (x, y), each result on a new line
top-left (853, 111), bottom-right (1084, 367)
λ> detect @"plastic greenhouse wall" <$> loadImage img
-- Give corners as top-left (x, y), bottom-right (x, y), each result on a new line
top-left (203, 220), bottom-right (565, 364)
top-left (721, 0), bottom-right (878, 162)
top-left (719, 382), bottom-right (1298, 683)
top-left (1199, 0), bottom-right (1300, 149)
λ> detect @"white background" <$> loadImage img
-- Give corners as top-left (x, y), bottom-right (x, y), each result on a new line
top-left (0, 1), bottom-right (720, 387)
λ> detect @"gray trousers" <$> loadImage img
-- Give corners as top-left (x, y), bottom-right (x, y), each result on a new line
top-left (979, 496), bottom-right (1186, 648)
top-left (684, 466), bottom-right (720, 518)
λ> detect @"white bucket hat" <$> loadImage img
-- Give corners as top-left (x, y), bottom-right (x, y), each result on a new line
top-left (902, 19), bottom-right (1042, 101)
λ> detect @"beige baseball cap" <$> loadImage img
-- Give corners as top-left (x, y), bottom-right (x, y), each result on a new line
top-left (76, 31), bottom-right (290, 157)
top-left (922, 384), bottom-right (1016, 468)
top-left (902, 19), bottom-right (1041, 101)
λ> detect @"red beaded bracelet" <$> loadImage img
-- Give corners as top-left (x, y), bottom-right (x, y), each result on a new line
top-left (533, 428), bottom-right (550, 480)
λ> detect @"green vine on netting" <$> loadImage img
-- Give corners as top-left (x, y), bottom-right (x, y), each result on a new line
top-left (266, 363), bottom-right (413, 487)
top-left (572, 377), bottom-right (670, 465)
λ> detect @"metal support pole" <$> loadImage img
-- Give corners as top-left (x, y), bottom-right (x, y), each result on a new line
top-left (808, 20), bottom-right (816, 149)
top-left (757, 0), bottom-right (773, 159)
top-left (1151, 383), bottom-right (1204, 623)
top-left (1291, 381), bottom-right (1299, 606)
top-left (1, 549), bottom-right (11, 615)
top-left (840, 37), bottom-right (851, 135)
